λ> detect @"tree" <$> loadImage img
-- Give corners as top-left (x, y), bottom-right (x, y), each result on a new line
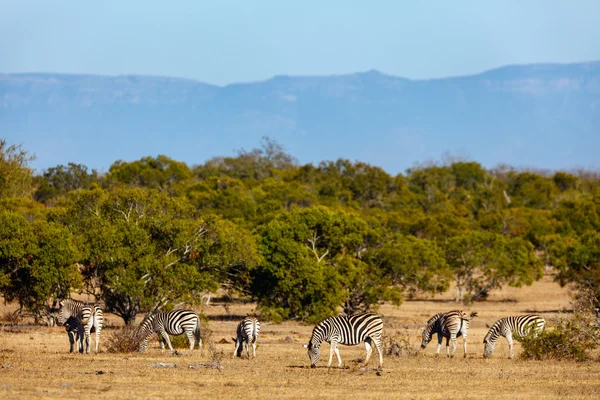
top-left (107, 155), bottom-right (192, 196)
top-left (445, 231), bottom-right (543, 302)
top-left (34, 163), bottom-right (99, 202)
top-left (0, 212), bottom-right (81, 318)
top-left (0, 140), bottom-right (35, 199)
top-left (61, 187), bottom-right (257, 324)
top-left (555, 231), bottom-right (600, 304)
top-left (365, 234), bottom-right (451, 298)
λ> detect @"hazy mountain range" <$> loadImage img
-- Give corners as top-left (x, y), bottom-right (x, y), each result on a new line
top-left (1, 61), bottom-right (599, 174)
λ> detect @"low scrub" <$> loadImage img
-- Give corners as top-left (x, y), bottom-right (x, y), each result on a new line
top-left (383, 326), bottom-right (420, 357)
top-left (520, 292), bottom-right (599, 361)
top-left (105, 325), bottom-right (143, 353)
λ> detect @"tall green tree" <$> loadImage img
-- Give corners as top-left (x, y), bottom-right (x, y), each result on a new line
top-left (34, 163), bottom-right (99, 202)
top-left (0, 140), bottom-right (35, 199)
top-left (445, 231), bottom-right (543, 302)
top-left (60, 187), bottom-right (257, 324)
top-left (0, 212), bottom-right (81, 318)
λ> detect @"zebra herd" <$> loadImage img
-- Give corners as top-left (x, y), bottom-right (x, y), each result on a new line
top-left (53, 300), bottom-right (545, 367)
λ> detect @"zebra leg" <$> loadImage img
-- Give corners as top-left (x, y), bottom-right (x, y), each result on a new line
top-left (186, 330), bottom-right (195, 354)
top-left (195, 327), bottom-right (203, 355)
top-left (506, 334), bottom-right (514, 359)
top-left (252, 338), bottom-right (257, 359)
top-left (450, 335), bottom-right (457, 358)
top-left (333, 343), bottom-right (342, 367)
top-left (327, 342), bottom-right (336, 367)
top-left (375, 339), bottom-right (384, 369)
top-left (463, 335), bottom-right (468, 358)
top-left (68, 331), bottom-right (75, 353)
top-left (233, 339), bottom-right (240, 357)
top-left (84, 324), bottom-right (91, 354)
top-left (159, 334), bottom-right (166, 352)
top-left (364, 338), bottom-right (373, 366)
top-left (77, 325), bottom-right (84, 354)
top-left (95, 324), bottom-right (101, 353)
top-left (436, 333), bottom-right (443, 357)
top-left (160, 330), bottom-right (175, 353)
top-left (245, 339), bottom-right (250, 359)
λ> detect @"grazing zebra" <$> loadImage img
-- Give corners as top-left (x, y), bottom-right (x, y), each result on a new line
top-left (137, 309), bottom-right (202, 354)
top-left (303, 313), bottom-right (384, 369)
top-left (232, 316), bottom-right (260, 359)
top-left (483, 314), bottom-right (545, 359)
top-left (420, 310), bottom-right (478, 358)
top-left (57, 299), bottom-right (103, 354)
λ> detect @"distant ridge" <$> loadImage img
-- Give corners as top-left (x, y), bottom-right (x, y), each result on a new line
top-left (1, 61), bottom-right (599, 173)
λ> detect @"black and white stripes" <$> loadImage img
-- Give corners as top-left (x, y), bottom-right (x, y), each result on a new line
top-left (303, 313), bottom-right (384, 369)
top-left (483, 314), bottom-right (546, 358)
top-left (137, 309), bottom-right (202, 354)
top-left (421, 310), bottom-right (478, 358)
top-left (57, 299), bottom-right (103, 354)
top-left (233, 316), bottom-right (260, 359)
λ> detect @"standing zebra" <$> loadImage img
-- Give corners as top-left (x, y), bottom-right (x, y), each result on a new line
top-left (232, 316), bottom-right (260, 359)
top-left (64, 316), bottom-right (84, 353)
top-left (137, 309), bottom-right (202, 354)
top-left (420, 310), bottom-right (478, 358)
top-left (57, 299), bottom-right (103, 354)
top-left (303, 313), bottom-right (384, 369)
top-left (483, 314), bottom-right (545, 359)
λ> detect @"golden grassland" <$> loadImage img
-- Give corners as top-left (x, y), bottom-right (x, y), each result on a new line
top-left (1, 275), bottom-right (599, 399)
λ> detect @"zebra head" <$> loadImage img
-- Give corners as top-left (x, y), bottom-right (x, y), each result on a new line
top-left (56, 300), bottom-right (73, 325)
top-left (303, 342), bottom-right (320, 368)
top-left (483, 337), bottom-right (495, 358)
top-left (483, 335), bottom-right (495, 358)
top-left (136, 313), bottom-right (155, 353)
top-left (420, 324), bottom-right (434, 349)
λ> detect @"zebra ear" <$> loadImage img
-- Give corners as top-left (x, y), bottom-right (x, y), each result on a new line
top-left (302, 344), bottom-right (308, 348)
top-left (231, 338), bottom-right (236, 343)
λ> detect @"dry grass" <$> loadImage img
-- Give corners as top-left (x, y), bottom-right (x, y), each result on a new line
top-left (1, 275), bottom-right (599, 399)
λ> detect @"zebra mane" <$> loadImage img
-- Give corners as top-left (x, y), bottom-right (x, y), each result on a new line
top-left (483, 318), bottom-right (504, 343)
top-left (426, 312), bottom-right (444, 326)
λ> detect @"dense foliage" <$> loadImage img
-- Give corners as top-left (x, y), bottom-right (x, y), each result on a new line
top-left (1, 137), bottom-right (599, 323)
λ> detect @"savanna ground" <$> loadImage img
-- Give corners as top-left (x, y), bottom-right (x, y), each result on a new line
top-left (1, 275), bottom-right (599, 399)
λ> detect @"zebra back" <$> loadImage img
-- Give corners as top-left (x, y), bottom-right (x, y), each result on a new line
top-left (483, 314), bottom-right (545, 358)
top-left (237, 316), bottom-right (260, 342)
top-left (484, 314), bottom-right (545, 345)
top-left (309, 313), bottom-right (383, 347)
top-left (422, 310), bottom-right (474, 346)
top-left (57, 299), bottom-right (102, 325)
top-left (137, 309), bottom-right (200, 352)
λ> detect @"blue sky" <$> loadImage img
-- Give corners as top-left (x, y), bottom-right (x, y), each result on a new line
top-left (2, 1), bottom-right (600, 85)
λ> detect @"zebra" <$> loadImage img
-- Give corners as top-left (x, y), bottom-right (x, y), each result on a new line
top-left (483, 314), bottom-right (545, 359)
top-left (303, 313), bottom-right (384, 369)
top-left (136, 309), bottom-right (202, 354)
top-left (232, 316), bottom-right (260, 359)
top-left (420, 310), bottom-right (478, 358)
top-left (63, 316), bottom-right (84, 353)
top-left (57, 299), bottom-right (103, 354)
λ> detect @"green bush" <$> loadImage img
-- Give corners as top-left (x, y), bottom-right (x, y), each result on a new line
top-left (520, 296), bottom-right (599, 361)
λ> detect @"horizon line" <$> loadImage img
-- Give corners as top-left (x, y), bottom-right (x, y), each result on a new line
top-left (2, 59), bottom-right (599, 88)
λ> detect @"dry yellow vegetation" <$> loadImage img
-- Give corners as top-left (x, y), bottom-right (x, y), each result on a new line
top-left (1, 275), bottom-right (599, 399)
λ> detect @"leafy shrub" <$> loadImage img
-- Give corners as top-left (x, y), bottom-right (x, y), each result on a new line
top-left (105, 325), bottom-right (143, 353)
top-left (520, 292), bottom-right (599, 361)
